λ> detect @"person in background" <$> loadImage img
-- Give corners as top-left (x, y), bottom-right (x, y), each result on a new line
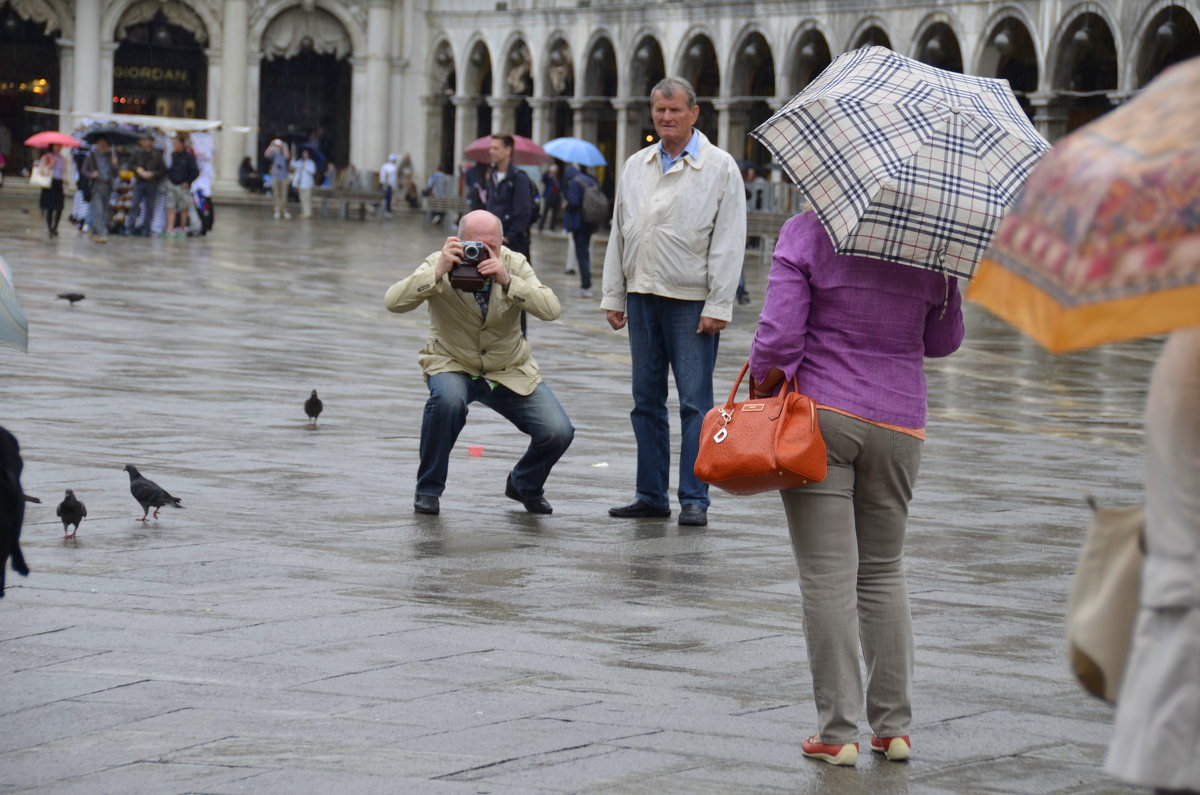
top-left (127, 134), bottom-right (165, 236)
top-left (539, 163), bottom-right (562, 233)
top-left (291, 148), bottom-right (318, 219)
top-left (562, 162), bottom-right (597, 298)
top-left (36, 143), bottom-right (66, 238)
top-left (749, 211), bottom-right (964, 767)
top-left (164, 135), bottom-right (199, 239)
top-left (739, 165), bottom-right (769, 304)
top-left (1105, 327), bottom-right (1200, 794)
top-left (238, 156), bottom-right (262, 193)
top-left (81, 136), bottom-right (117, 243)
top-left (600, 76), bottom-right (746, 528)
top-left (379, 153), bottom-right (399, 217)
top-left (264, 138), bottom-right (291, 219)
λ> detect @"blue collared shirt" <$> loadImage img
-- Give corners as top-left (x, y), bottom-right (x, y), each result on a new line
top-left (658, 129), bottom-right (700, 174)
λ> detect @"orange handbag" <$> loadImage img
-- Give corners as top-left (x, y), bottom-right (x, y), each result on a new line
top-left (694, 361), bottom-right (827, 495)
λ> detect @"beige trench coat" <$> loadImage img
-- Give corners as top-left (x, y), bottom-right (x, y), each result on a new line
top-left (384, 247), bottom-right (561, 396)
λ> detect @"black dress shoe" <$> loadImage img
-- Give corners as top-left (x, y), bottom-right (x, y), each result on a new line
top-left (413, 494), bottom-right (440, 515)
top-left (678, 504), bottom-right (708, 526)
top-left (506, 474), bottom-right (553, 514)
top-left (608, 499), bottom-right (671, 518)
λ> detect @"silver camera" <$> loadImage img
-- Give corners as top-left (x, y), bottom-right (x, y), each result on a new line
top-left (449, 240), bottom-right (489, 291)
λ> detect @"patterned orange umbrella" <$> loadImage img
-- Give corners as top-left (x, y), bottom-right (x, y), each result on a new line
top-left (967, 57), bottom-right (1200, 353)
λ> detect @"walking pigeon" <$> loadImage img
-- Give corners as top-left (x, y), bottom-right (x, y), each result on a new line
top-left (305, 390), bottom-right (323, 428)
top-left (56, 292), bottom-right (85, 306)
top-left (123, 464), bottom-right (183, 521)
top-left (56, 489), bottom-right (86, 539)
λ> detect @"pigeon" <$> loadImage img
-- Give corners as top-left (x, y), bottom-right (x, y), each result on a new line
top-left (123, 464), bottom-right (183, 521)
top-left (1, 426), bottom-right (31, 597)
top-left (305, 390), bottom-right (323, 428)
top-left (56, 292), bottom-right (86, 306)
top-left (56, 489), bottom-right (86, 539)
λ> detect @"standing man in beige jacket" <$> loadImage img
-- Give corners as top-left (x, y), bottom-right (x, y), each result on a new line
top-left (600, 76), bottom-right (747, 527)
top-left (385, 210), bottom-right (574, 516)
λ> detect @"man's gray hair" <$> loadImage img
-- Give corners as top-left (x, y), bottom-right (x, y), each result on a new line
top-left (650, 76), bottom-right (698, 108)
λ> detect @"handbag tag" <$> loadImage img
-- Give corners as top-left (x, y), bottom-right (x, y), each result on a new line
top-left (742, 403), bottom-right (765, 412)
top-left (713, 427), bottom-right (727, 443)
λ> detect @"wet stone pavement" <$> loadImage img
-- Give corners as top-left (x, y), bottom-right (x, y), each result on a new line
top-left (0, 192), bottom-right (1156, 793)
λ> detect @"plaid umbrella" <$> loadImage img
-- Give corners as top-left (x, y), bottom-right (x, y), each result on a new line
top-left (968, 57), bottom-right (1200, 353)
top-left (751, 46), bottom-right (1050, 278)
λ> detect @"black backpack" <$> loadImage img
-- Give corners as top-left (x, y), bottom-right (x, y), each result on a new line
top-left (577, 176), bottom-right (609, 227)
top-left (526, 173), bottom-right (540, 227)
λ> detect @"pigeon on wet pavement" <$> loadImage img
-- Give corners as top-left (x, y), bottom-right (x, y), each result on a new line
top-left (123, 464), bottom-right (183, 521)
top-left (56, 293), bottom-right (86, 306)
top-left (56, 489), bottom-right (86, 539)
top-left (305, 390), bottom-right (323, 428)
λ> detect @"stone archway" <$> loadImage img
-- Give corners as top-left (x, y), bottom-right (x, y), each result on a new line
top-left (1053, 10), bottom-right (1118, 134)
top-left (427, 38), bottom-right (455, 175)
top-left (678, 33), bottom-right (719, 141)
top-left (854, 25), bottom-right (892, 50)
top-left (979, 16), bottom-right (1039, 118)
top-left (464, 39), bottom-right (493, 139)
top-left (731, 30), bottom-right (775, 165)
top-left (0, 1), bottom-right (61, 173)
top-left (1136, 6), bottom-right (1200, 86)
top-left (113, 0), bottom-right (208, 118)
top-left (627, 34), bottom-right (665, 150)
top-left (258, 5), bottom-right (352, 166)
top-left (916, 21), bottom-right (963, 73)
top-left (582, 35), bottom-right (617, 181)
top-left (790, 27), bottom-right (832, 95)
top-left (502, 39), bottom-right (533, 138)
top-left (542, 36), bottom-right (573, 140)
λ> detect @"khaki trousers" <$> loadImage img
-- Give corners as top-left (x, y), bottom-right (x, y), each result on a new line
top-left (780, 409), bottom-right (923, 745)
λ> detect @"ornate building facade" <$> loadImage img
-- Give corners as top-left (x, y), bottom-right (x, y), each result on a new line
top-left (1, 0), bottom-right (1197, 187)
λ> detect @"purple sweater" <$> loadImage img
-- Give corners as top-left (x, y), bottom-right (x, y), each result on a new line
top-left (749, 212), bottom-right (964, 429)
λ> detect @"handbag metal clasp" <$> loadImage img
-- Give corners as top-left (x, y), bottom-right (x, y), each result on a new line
top-left (718, 408), bottom-right (733, 423)
top-left (713, 427), bottom-right (727, 443)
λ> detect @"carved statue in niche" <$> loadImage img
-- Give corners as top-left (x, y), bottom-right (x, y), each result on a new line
top-left (547, 43), bottom-right (572, 96)
top-left (431, 43), bottom-right (454, 93)
top-left (1, 0), bottom-right (62, 35)
top-left (261, 5), bottom-right (351, 60)
top-left (116, 0), bottom-right (208, 44)
top-left (506, 42), bottom-right (531, 94)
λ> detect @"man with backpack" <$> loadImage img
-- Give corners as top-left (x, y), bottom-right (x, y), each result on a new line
top-left (486, 133), bottom-right (536, 335)
top-left (563, 163), bottom-right (604, 298)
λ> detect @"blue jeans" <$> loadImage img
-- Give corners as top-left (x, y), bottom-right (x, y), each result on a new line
top-left (572, 227), bottom-right (593, 289)
top-left (625, 293), bottom-right (719, 510)
top-left (416, 372), bottom-right (574, 499)
top-left (128, 180), bottom-right (157, 233)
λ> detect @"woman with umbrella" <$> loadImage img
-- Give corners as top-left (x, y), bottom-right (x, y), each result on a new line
top-left (34, 143), bottom-right (66, 238)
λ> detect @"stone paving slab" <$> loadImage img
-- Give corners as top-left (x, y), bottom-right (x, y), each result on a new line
top-left (0, 195), bottom-right (1155, 792)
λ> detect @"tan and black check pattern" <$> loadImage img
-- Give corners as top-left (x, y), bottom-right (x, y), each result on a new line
top-left (751, 46), bottom-right (1051, 279)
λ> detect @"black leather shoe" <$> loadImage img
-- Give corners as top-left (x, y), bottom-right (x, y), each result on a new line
top-left (608, 500), bottom-right (671, 518)
top-left (413, 494), bottom-right (440, 515)
top-left (678, 504), bottom-right (708, 526)
top-left (506, 474), bottom-right (553, 514)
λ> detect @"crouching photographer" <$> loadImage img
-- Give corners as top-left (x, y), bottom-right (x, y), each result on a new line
top-left (384, 209), bottom-right (575, 516)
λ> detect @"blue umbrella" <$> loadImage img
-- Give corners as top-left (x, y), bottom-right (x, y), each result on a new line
top-left (542, 137), bottom-right (607, 167)
top-left (0, 257), bottom-right (29, 353)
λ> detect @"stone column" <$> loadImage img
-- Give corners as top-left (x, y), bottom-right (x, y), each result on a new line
top-left (452, 94), bottom-right (478, 171)
top-left (217, 0), bottom-right (249, 189)
top-left (246, 51), bottom-right (261, 150)
top-left (713, 98), bottom-right (735, 155)
top-left (528, 97), bottom-right (551, 146)
top-left (72, 0), bottom-right (101, 115)
top-left (569, 98), bottom-right (587, 139)
top-left (99, 42), bottom-right (116, 113)
top-left (57, 40), bottom-right (75, 131)
top-left (1028, 92), bottom-right (1066, 144)
top-left (362, 0), bottom-right (392, 168)
top-left (348, 56), bottom-right (366, 169)
top-left (420, 94), bottom-right (445, 178)
top-left (204, 48), bottom-right (220, 121)
top-left (488, 96), bottom-right (518, 135)
top-left (610, 98), bottom-right (633, 173)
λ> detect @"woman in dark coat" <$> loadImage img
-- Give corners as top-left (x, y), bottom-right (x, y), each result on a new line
top-left (36, 143), bottom-right (66, 237)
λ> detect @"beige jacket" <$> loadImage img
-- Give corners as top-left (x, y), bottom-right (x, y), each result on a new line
top-left (600, 129), bottom-right (747, 321)
top-left (384, 247), bottom-right (561, 396)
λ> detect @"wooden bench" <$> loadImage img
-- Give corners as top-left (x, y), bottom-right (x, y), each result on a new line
top-left (423, 196), bottom-right (472, 230)
top-left (314, 187), bottom-right (381, 220)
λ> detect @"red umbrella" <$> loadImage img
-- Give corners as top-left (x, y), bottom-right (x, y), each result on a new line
top-left (463, 134), bottom-right (548, 166)
top-left (24, 131), bottom-right (84, 149)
